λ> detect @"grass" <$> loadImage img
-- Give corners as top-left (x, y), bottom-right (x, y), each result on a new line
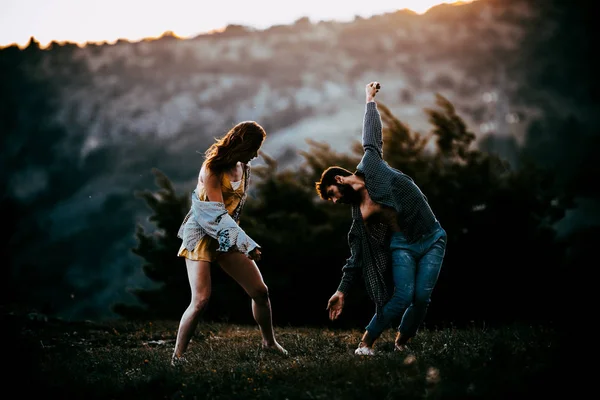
top-left (7, 313), bottom-right (561, 399)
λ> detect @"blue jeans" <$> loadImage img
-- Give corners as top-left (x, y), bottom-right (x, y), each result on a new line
top-left (365, 222), bottom-right (447, 340)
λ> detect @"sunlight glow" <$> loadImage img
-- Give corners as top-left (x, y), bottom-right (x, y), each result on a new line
top-left (0, 0), bottom-right (476, 48)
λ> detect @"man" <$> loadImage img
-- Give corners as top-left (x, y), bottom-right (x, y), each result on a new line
top-left (316, 82), bottom-right (447, 355)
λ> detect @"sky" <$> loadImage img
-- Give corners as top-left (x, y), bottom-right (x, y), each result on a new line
top-left (0, 0), bottom-right (474, 48)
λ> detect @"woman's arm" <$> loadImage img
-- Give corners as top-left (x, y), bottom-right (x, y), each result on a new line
top-left (201, 166), bottom-right (225, 203)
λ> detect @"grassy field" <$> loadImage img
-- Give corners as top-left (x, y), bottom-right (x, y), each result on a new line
top-left (7, 312), bottom-right (560, 399)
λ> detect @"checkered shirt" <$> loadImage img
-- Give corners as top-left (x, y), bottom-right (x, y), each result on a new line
top-left (337, 102), bottom-right (438, 317)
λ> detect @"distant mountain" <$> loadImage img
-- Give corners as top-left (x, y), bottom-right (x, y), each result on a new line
top-left (14, 1), bottom-right (555, 161)
top-left (10, 0), bottom-right (595, 167)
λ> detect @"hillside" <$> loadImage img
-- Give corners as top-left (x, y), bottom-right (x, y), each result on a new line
top-left (19, 0), bottom-right (544, 161)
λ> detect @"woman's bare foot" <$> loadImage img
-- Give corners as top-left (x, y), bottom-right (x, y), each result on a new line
top-left (262, 341), bottom-right (289, 355)
top-left (170, 354), bottom-right (188, 367)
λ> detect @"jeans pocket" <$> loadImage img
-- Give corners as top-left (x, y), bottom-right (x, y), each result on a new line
top-left (390, 232), bottom-right (410, 251)
top-left (431, 235), bottom-right (447, 257)
top-left (437, 234), bottom-right (446, 246)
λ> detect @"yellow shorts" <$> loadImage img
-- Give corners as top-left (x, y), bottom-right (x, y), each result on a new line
top-left (177, 235), bottom-right (219, 262)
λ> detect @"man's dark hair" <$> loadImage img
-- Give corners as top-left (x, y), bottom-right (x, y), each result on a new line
top-left (315, 166), bottom-right (353, 200)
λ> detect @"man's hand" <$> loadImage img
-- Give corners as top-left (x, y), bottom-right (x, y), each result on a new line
top-left (326, 291), bottom-right (345, 321)
top-left (248, 247), bottom-right (262, 261)
top-left (366, 81), bottom-right (381, 103)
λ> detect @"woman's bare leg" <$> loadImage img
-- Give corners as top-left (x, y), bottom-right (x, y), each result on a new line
top-left (217, 251), bottom-right (287, 354)
top-left (172, 258), bottom-right (212, 360)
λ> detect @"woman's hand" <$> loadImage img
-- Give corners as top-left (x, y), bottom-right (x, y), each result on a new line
top-left (248, 247), bottom-right (262, 261)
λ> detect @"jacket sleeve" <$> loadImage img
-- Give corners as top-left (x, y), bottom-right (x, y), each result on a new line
top-left (336, 221), bottom-right (362, 295)
top-left (362, 101), bottom-right (383, 158)
top-left (191, 193), bottom-right (260, 256)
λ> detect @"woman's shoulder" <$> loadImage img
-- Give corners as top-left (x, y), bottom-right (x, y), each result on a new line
top-left (199, 163), bottom-right (224, 182)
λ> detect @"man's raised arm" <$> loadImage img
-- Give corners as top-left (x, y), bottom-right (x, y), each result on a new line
top-left (362, 81), bottom-right (383, 158)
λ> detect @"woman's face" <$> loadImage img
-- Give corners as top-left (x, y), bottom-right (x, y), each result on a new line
top-left (237, 147), bottom-right (260, 163)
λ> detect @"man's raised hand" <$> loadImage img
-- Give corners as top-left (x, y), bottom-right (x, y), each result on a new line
top-left (366, 81), bottom-right (381, 103)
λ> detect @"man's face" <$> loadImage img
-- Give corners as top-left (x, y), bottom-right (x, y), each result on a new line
top-left (326, 183), bottom-right (360, 205)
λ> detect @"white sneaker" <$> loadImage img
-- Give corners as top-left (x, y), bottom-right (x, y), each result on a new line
top-left (354, 346), bottom-right (375, 356)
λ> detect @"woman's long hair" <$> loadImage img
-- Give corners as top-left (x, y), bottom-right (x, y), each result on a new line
top-left (204, 121), bottom-right (266, 173)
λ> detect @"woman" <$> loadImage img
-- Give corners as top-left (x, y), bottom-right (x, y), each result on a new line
top-left (172, 121), bottom-right (287, 365)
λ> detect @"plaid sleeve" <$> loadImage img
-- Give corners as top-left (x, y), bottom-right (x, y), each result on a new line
top-left (337, 228), bottom-right (361, 295)
top-left (362, 101), bottom-right (383, 158)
